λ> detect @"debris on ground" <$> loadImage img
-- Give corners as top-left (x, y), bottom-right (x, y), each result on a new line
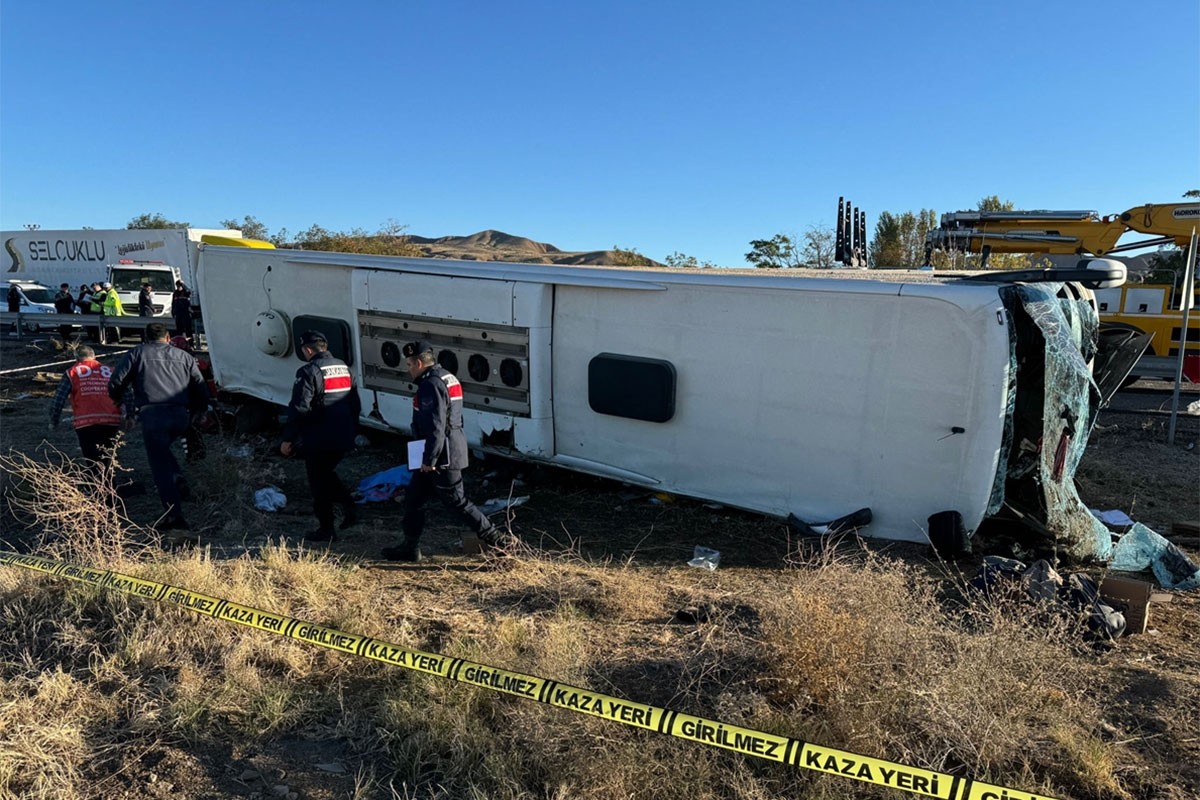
top-left (355, 465), bottom-right (413, 503)
top-left (226, 443), bottom-right (253, 459)
top-left (477, 495), bottom-right (529, 515)
top-left (1091, 508), bottom-right (1135, 531)
top-left (1110, 523), bottom-right (1200, 591)
top-left (672, 603), bottom-right (717, 624)
top-left (687, 546), bottom-right (720, 570)
top-left (253, 486), bottom-right (288, 512)
top-left (970, 556), bottom-right (1126, 639)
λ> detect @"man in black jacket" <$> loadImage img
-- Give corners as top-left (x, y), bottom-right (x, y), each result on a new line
top-left (108, 323), bottom-right (209, 529)
top-left (53, 283), bottom-right (77, 343)
top-left (381, 340), bottom-right (502, 562)
top-left (280, 330), bottom-right (361, 541)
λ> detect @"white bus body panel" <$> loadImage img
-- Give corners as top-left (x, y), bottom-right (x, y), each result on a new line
top-left (551, 281), bottom-right (1008, 540)
top-left (198, 246), bottom-right (1014, 543)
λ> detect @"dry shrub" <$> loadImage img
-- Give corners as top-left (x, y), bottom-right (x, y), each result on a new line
top-left (0, 444), bottom-right (156, 563)
top-left (755, 549), bottom-right (1118, 798)
top-left (0, 541), bottom-right (387, 799)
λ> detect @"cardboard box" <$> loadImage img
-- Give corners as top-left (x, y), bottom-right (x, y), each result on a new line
top-left (1100, 576), bottom-right (1172, 635)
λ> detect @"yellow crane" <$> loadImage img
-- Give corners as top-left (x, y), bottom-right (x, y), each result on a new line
top-left (925, 202), bottom-right (1199, 265)
top-left (926, 202), bottom-right (1199, 367)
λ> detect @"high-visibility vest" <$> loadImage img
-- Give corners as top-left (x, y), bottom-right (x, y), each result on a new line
top-left (89, 290), bottom-right (106, 313)
top-left (67, 359), bottom-right (123, 429)
top-left (102, 291), bottom-right (126, 317)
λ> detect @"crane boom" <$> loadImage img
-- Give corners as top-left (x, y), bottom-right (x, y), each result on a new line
top-left (926, 202), bottom-right (1200, 266)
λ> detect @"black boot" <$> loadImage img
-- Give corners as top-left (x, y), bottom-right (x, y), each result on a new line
top-left (381, 539), bottom-right (422, 562)
top-left (307, 527), bottom-right (338, 543)
top-left (339, 502), bottom-right (359, 530)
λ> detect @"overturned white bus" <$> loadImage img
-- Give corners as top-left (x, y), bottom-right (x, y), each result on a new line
top-left (196, 245), bottom-right (1133, 561)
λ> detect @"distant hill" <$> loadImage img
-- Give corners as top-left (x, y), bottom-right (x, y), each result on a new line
top-left (403, 229), bottom-right (662, 267)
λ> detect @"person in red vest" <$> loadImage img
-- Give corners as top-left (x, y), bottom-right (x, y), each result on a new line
top-left (48, 346), bottom-right (130, 482)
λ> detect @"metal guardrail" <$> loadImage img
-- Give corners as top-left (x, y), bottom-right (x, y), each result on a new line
top-left (1, 312), bottom-right (169, 338)
top-left (1134, 356), bottom-right (1184, 380)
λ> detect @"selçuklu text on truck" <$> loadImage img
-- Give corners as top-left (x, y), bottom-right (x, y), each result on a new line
top-left (2, 227), bottom-right (252, 317)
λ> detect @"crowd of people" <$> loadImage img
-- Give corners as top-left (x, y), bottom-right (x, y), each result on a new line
top-left (45, 325), bottom-right (511, 559)
top-left (23, 279), bottom-right (196, 345)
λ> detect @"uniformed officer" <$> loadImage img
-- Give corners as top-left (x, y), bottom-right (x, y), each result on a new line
top-left (280, 330), bottom-right (361, 541)
top-left (108, 323), bottom-right (209, 530)
top-left (381, 340), bottom-right (505, 562)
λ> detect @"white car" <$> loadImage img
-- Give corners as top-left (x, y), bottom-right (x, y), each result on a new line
top-left (6, 280), bottom-right (62, 332)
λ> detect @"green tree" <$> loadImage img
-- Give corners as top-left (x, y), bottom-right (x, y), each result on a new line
top-left (869, 210), bottom-right (935, 268)
top-left (976, 195), bottom-right (1014, 212)
top-left (219, 215), bottom-right (270, 241)
top-left (127, 212), bottom-right (189, 229)
top-left (611, 246), bottom-right (651, 267)
top-left (746, 234), bottom-right (800, 269)
top-left (664, 251), bottom-right (698, 268)
top-left (664, 251), bottom-right (715, 268)
top-left (869, 211), bottom-right (905, 267)
top-left (293, 222), bottom-right (420, 256)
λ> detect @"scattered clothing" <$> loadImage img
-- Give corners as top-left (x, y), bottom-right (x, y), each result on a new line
top-left (356, 465), bottom-right (413, 503)
top-left (254, 486), bottom-right (288, 512)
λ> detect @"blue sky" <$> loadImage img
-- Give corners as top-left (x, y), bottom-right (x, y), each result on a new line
top-left (2, 1), bottom-right (1197, 266)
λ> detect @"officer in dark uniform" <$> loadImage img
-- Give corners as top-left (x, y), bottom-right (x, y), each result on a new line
top-left (108, 323), bottom-right (209, 530)
top-left (280, 330), bottom-right (361, 541)
top-left (381, 340), bottom-right (503, 562)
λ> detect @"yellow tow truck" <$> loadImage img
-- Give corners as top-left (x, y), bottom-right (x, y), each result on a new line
top-left (925, 202), bottom-right (1199, 378)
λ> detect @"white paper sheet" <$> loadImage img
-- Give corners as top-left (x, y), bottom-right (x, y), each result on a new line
top-left (407, 440), bottom-right (425, 470)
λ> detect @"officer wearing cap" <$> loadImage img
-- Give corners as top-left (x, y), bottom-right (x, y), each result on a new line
top-left (381, 340), bottom-right (501, 562)
top-left (280, 330), bottom-right (361, 540)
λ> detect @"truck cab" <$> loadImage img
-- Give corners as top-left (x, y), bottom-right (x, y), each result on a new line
top-left (107, 260), bottom-right (181, 316)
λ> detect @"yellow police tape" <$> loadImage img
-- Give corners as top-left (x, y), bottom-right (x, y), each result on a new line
top-left (0, 550), bottom-right (1057, 800)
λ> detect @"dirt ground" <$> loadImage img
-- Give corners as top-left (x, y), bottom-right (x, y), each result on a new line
top-left (1, 333), bottom-right (1198, 799)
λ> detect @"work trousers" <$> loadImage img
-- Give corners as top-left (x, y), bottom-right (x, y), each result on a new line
top-left (76, 424), bottom-right (119, 482)
top-left (304, 450), bottom-right (353, 531)
top-left (402, 469), bottom-right (493, 543)
top-left (140, 405), bottom-right (189, 517)
top-left (173, 312), bottom-right (194, 338)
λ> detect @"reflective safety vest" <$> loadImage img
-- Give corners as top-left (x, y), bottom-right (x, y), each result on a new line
top-left (89, 290), bottom-right (107, 313)
top-left (67, 359), bottom-right (123, 429)
top-left (102, 290), bottom-right (126, 317)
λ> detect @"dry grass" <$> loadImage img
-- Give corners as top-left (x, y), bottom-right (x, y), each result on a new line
top-left (0, 450), bottom-right (1184, 799)
top-left (756, 546), bottom-right (1122, 798)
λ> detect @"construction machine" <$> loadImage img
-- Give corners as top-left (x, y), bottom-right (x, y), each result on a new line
top-left (922, 203), bottom-right (1199, 375)
top-left (925, 202), bottom-right (1200, 268)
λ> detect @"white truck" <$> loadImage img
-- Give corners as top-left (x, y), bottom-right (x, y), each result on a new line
top-left (2, 227), bottom-right (245, 315)
top-left (195, 243), bottom-right (1133, 561)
